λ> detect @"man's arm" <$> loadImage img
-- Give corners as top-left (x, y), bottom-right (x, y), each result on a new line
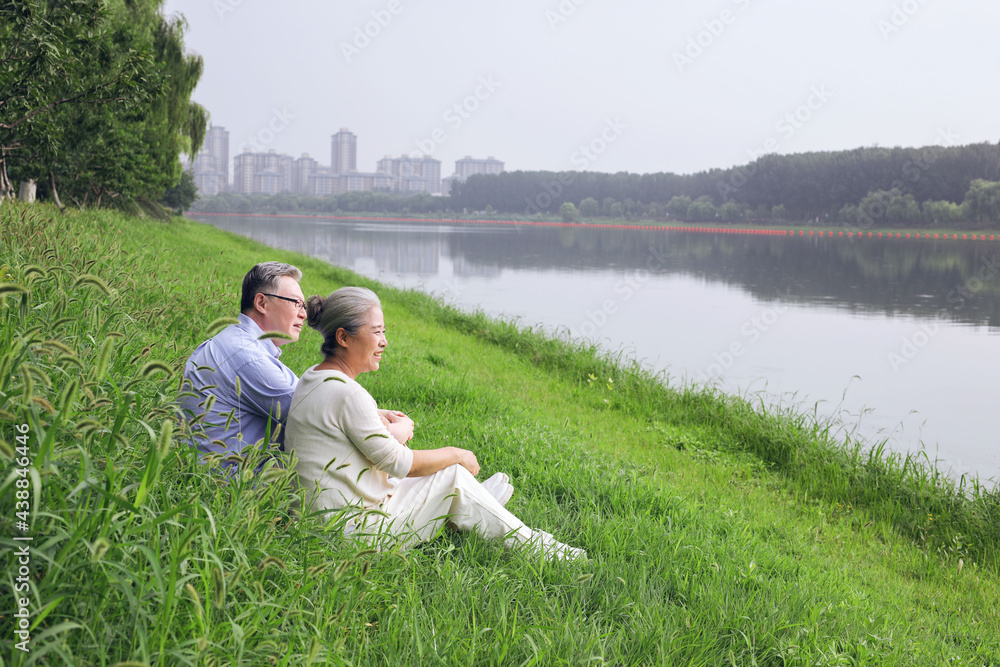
top-left (235, 357), bottom-right (298, 425)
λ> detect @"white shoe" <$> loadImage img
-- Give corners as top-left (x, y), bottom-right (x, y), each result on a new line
top-left (526, 530), bottom-right (588, 562)
top-left (481, 472), bottom-right (514, 507)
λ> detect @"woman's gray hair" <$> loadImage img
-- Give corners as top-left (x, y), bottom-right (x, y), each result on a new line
top-left (306, 287), bottom-right (382, 357)
top-left (241, 262), bottom-right (302, 313)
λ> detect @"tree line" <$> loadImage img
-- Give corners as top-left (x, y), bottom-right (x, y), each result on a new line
top-left (1, 0), bottom-right (205, 213)
top-left (448, 143), bottom-right (1000, 227)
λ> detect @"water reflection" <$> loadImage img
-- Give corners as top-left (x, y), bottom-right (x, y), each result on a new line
top-left (204, 216), bottom-right (1000, 328)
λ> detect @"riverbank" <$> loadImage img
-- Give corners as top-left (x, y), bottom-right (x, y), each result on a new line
top-left (189, 210), bottom-right (1000, 241)
top-left (2, 203), bottom-right (998, 665)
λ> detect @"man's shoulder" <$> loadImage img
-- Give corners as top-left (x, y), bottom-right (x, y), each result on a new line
top-left (185, 319), bottom-right (277, 377)
top-left (199, 317), bottom-right (267, 355)
top-left (216, 315), bottom-right (261, 344)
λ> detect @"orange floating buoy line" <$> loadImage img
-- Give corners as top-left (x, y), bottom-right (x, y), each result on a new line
top-left (188, 213), bottom-right (1000, 241)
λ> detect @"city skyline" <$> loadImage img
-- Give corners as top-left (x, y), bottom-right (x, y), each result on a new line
top-left (195, 124), bottom-right (504, 196)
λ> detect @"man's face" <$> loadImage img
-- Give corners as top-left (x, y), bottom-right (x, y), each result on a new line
top-left (258, 275), bottom-right (306, 346)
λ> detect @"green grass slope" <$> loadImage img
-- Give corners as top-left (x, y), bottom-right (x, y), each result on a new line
top-left (0, 203), bottom-right (998, 666)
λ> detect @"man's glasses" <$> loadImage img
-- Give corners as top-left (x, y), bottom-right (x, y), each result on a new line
top-left (262, 293), bottom-right (306, 311)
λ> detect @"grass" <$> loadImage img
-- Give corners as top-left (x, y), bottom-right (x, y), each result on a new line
top-left (0, 202), bottom-right (998, 665)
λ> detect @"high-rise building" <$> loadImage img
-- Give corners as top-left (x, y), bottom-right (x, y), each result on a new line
top-left (206, 126), bottom-right (230, 184)
top-left (307, 172), bottom-right (338, 196)
top-left (275, 153), bottom-right (294, 194)
top-left (454, 156), bottom-right (504, 180)
top-left (377, 155), bottom-right (442, 195)
top-left (191, 125), bottom-right (230, 195)
top-left (233, 149), bottom-right (294, 195)
top-left (331, 128), bottom-right (357, 174)
top-left (293, 154), bottom-right (318, 195)
top-left (441, 156), bottom-right (503, 197)
top-left (192, 153), bottom-right (224, 196)
top-left (232, 150), bottom-right (255, 195)
top-left (341, 172), bottom-right (394, 193)
top-left (254, 170), bottom-right (284, 196)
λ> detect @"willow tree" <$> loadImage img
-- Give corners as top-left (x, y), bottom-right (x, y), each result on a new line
top-left (962, 179), bottom-right (1000, 224)
top-left (0, 0), bottom-right (154, 204)
top-left (0, 0), bottom-right (206, 208)
top-left (120, 2), bottom-right (207, 203)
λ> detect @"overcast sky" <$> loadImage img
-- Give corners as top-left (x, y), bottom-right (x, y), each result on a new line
top-left (161, 0), bottom-right (1000, 177)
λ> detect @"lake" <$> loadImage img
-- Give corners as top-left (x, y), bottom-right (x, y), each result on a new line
top-left (189, 213), bottom-right (1000, 486)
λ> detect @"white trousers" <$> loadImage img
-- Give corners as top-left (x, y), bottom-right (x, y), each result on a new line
top-left (354, 464), bottom-right (535, 550)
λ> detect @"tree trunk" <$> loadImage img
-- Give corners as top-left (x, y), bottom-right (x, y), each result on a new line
top-left (0, 154), bottom-right (14, 203)
top-left (49, 171), bottom-right (65, 210)
top-left (18, 180), bottom-right (37, 203)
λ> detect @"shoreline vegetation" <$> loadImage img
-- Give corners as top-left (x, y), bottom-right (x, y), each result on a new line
top-left (187, 209), bottom-right (1000, 240)
top-left (2, 202), bottom-right (998, 664)
top-left (187, 146), bottom-right (1000, 235)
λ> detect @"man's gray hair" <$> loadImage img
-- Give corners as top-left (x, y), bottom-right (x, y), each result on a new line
top-left (241, 262), bottom-right (303, 313)
top-left (305, 287), bottom-right (381, 358)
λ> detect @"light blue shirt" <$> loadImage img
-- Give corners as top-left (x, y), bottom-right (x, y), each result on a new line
top-left (179, 313), bottom-right (298, 461)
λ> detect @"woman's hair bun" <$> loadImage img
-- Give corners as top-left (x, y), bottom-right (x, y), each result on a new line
top-left (305, 295), bottom-right (326, 329)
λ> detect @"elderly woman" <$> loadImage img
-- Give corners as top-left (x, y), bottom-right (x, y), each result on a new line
top-left (285, 286), bottom-right (585, 561)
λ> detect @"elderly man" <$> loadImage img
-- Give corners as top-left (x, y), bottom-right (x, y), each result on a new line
top-left (179, 262), bottom-right (306, 464)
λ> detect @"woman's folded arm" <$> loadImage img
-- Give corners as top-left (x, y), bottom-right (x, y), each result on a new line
top-left (408, 447), bottom-right (480, 478)
top-left (340, 389), bottom-right (413, 478)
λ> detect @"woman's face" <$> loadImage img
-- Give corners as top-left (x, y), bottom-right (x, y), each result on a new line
top-left (344, 307), bottom-right (387, 375)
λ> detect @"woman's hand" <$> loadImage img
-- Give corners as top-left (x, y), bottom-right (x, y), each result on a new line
top-left (386, 418), bottom-right (414, 444)
top-left (455, 448), bottom-right (480, 476)
top-left (379, 409), bottom-right (414, 444)
top-left (380, 409), bottom-right (409, 423)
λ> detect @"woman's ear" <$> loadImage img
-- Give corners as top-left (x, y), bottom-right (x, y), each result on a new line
top-left (334, 326), bottom-right (351, 349)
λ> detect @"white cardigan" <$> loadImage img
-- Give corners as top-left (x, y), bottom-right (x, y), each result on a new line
top-left (286, 368), bottom-right (414, 511)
